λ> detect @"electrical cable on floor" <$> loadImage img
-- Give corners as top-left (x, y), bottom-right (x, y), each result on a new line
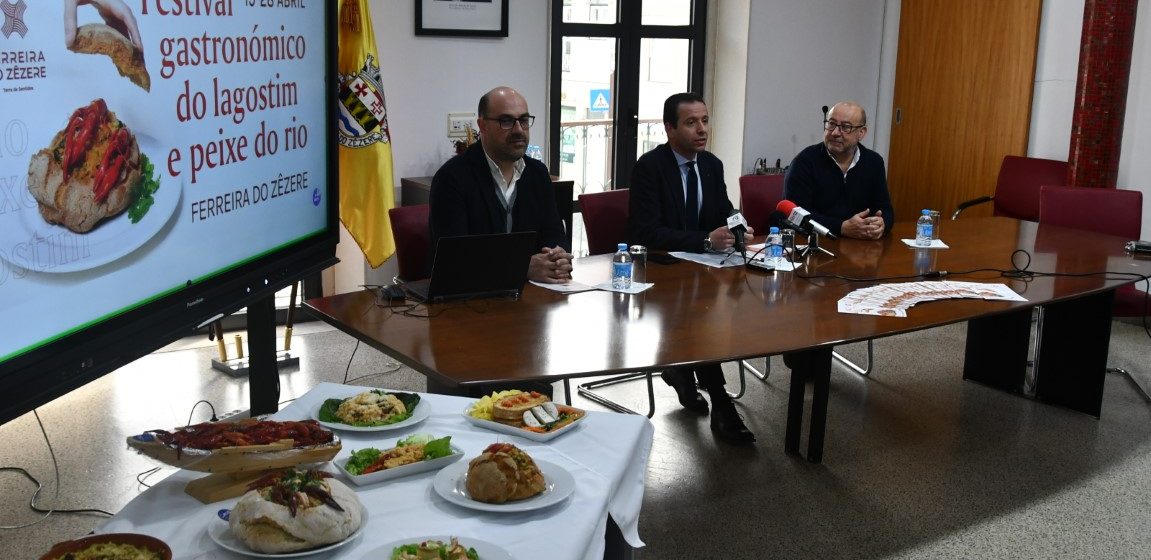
top-left (342, 339), bottom-right (361, 384)
top-left (0, 410), bottom-right (113, 530)
top-left (135, 467), bottom-right (163, 489)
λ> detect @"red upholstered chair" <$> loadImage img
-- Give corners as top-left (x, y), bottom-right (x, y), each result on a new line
top-left (578, 189), bottom-right (630, 255)
top-left (387, 204), bottom-right (431, 282)
top-left (953, 155), bottom-right (1069, 221)
top-left (1038, 185), bottom-right (1149, 401)
top-left (739, 174), bottom-right (785, 235)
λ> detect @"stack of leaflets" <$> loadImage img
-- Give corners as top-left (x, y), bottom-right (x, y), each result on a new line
top-left (837, 281), bottom-right (1027, 317)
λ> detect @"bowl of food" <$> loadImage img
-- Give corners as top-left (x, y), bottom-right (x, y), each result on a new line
top-left (39, 533), bottom-right (172, 560)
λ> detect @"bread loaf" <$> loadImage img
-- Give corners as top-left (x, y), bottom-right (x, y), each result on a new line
top-left (229, 470), bottom-right (362, 553)
top-left (465, 443), bottom-right (546, 504)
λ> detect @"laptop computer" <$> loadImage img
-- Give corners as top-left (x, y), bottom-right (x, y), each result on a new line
top-left (402, 231), bottom-right (538, 303)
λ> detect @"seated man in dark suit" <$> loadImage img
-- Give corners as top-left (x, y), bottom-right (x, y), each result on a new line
top-left (628, 92), bottom-right (755, 444)
top-left (430, 86), bottom-right (573, 283)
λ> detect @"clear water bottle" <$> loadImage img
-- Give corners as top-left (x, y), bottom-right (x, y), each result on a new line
top-left (768, 226), bottom-right (783, 267)
top-left (612, 243), bottom-right (633, 289)
top-left (915, 209), bottom-right (934, 247)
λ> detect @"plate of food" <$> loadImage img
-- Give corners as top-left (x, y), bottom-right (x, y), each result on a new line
top-left (432, 443), bottom-right (575, 513)
top-left (313, 389), bottom-right (429, 432)
top-left (39, 533), bottom-right (172, 560)
top-left (335, 434), bottom-right (464, 486)
top-left (0, 97), bottom-right (179, 274)
top-left (127, 419), bottom-right (341, 473)
top-left (368, 535), bottom-right (514, 560)
top-left (464, 390), bottom-right (586, 442)
top-left (209, 468), bottom-right (366, 557)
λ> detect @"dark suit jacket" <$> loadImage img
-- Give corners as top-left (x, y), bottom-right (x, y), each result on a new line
top-left (429, 142), bottom-right (568, 254)
top-left (628, 143), bottom-right (734, 252)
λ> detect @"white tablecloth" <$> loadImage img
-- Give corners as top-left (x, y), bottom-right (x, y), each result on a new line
top-left (100, 383), bottom-right (654, 560)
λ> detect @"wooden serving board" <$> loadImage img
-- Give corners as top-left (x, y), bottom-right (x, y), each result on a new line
top-left (126, 435), bottom-right (341, 473)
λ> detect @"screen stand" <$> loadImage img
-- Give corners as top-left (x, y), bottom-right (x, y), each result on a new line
top-left (247, 295), bottom-right (281, 416)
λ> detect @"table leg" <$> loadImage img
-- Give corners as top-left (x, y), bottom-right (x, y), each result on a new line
top-left (807, 352), bottom-right (832, 464)
top-left (785, 366), bottom-right (805, 455)
top-left (1034, 290), bottom-right (1113, 416)
top-left (963, 308), bottom-right (1031, 393)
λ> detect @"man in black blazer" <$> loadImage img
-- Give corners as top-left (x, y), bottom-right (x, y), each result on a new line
top-left (628, 92), bottom-right (755, 444)
top-left (430, 86), bottom-right (573, 283)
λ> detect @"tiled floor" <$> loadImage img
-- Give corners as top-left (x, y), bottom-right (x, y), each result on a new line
top-left (3, 318), bottom-right (1151, 559)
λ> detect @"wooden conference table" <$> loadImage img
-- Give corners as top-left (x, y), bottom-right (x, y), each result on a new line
top-left (305, 217), bottom-right (1151, 463)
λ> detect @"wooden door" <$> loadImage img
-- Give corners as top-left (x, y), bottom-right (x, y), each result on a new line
top-left (887, 0), bottom-right (1042, 221)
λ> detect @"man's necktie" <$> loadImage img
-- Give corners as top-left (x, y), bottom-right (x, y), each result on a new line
top-left (685, 161), bottom-right (699, 228)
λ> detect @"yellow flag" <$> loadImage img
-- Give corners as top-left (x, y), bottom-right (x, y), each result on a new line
top-left (337, 0), bottom-right (395, 268)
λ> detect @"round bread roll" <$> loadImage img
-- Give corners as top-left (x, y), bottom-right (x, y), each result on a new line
top-left (229, 476), bottom-right (362, 553)
top-left (465, 443), bottom-right (546, 504)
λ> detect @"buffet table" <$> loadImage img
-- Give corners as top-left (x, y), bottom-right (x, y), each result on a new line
top-left (99, 383), bottom-right (655, 559)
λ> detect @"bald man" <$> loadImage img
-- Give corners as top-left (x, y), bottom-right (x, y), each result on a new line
top-left (430, 86), bottom-right (573, 283)
top-left (783, 101), bottom-right (894, 240)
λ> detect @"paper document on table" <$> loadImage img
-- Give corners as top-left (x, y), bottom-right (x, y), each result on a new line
top-left (669, 251), bottom-right (746, 268)
top-left (744, 244), bottom-right (800, 272)
top-left (900, 239), bottom-right (950, 249)
top-left (530, 280), bottom-right (597, 294)
top-left (837, 280), bottom-right (1026, 317)
top-left (594, 282), bottom-right (655, 294)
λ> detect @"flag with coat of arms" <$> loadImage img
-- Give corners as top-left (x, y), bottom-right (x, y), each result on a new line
top-left (337, 0), bottom-right (394, 268)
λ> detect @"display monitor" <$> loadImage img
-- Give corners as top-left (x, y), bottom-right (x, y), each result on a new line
top-left (0, 1), bottom-right (338, 425)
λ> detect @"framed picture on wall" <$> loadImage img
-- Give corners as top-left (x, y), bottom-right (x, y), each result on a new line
top-left (415, 0), bottom-right (509, 37)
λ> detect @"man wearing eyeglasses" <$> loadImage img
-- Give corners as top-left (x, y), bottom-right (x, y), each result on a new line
top-left (783, 101), bottom-right (894, 240)
top-left (628, 92), bottom-right (756, 444)
top-left (430, 86), bottom-right (573, 283)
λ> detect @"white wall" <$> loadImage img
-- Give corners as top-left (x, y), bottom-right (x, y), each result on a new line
top-left (741, 0), bottom-right (888, 174)
top-left (338, 0), bottom-right (551, 289)
top-left (1119, 0), bottom-right (1151, 238)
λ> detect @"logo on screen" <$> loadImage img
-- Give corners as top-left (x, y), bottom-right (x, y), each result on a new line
top-left (1, 0), bottom-right (28, 38)
top-left (337, 54), bottom-right (391, 149)
top-left (312, 188), bottom-right (321, 207)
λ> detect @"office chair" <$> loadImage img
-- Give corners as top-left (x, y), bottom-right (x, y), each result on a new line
top-left (952, 155), bottom-right (1069, 221)
top-left (739, 174), bottom-right (785, 235)
top-left (576, 189), bottom-right (758, 416)
top-left (388, 204), bottom-right (432, 282)
top-left (1038, 185), bottom-right (1150, 401)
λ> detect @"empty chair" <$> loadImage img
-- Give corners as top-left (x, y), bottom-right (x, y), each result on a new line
top-left (1038, 185), bottom-right (1149, 401)
top-left (953, 155), bottom-right (1069, 221)
top-left (739, 174), bottom-right (785, 235)
top-left (388, 204), bottom-right (431, 282)
top-left (579, 189), bottom-right (630, 255)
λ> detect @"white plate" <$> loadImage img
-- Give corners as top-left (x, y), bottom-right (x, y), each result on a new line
top-left (462, 404), bottom-right (586, 442)
top-left (208, 504), bottom-right (366, 558)
top-left (312, 395), bottom-right (429, 432)
top-left (432, 459), bottom-right (575, 513)
top-left (365, 535), bottom-right (514, 560)
top-left (0, 133), bottom-right (181, 273)
top-left (335, 443), bottom-right (464, 486)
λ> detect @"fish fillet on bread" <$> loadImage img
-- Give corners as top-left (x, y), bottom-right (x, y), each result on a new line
top-left (26, 99), bottom-right (142, 233)
top-left (490, 391), bottom-right (551, 426)
top-left (229, 469), bottom-right (362, 554)
top-left (69, 23), bottom-right (150, 91)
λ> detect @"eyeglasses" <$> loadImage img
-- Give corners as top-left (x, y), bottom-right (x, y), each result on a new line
top-left (824, 120), bottom-right (864, 134)
top-left (484, 115), bottom-right (536, 130)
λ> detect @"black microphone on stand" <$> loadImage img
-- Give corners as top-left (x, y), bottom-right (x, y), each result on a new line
top-left (822, 105), bottom-right (829, 120)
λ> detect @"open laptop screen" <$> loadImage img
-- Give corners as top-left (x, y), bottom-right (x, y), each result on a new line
top-left (404, 232), bottom-right (537, 302)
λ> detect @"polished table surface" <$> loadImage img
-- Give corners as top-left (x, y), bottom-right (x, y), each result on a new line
top-left (306, 217), bottom-right (1151, 389)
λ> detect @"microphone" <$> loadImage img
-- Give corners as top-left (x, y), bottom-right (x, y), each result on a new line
top-left (775, 200), bottom-right (837, 239)
top-left (726, 209), bottom-right (748, 254)
top-left (822, 105), bottom-right (829, 119)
